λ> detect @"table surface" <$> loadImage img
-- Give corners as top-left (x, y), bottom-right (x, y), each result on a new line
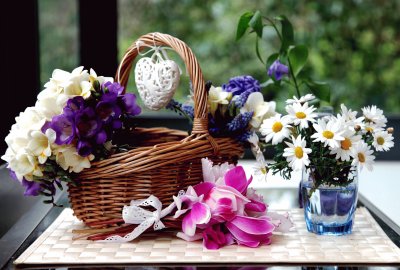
top-left (1, 161), bottom-right (399, 269)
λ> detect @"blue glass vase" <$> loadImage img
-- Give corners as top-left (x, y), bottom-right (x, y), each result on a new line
top-left (301, 168), bottom-right (358, 235)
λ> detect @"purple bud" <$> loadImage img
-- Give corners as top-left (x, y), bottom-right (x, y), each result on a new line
top-left (96, 130), bottom-right (108, 144)
top-left (268, 60), bottom-right (289, 81)
top-left (77, 140), bottom-right (92, 157)
top-left (121, 93), bottom-right (141, 116)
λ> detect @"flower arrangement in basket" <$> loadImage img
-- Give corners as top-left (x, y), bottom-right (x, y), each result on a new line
top-left (2, 32), bottom-right (293, 249)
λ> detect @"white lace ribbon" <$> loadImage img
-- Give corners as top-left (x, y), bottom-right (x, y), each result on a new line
top-left (99, 195), bottom-right (177, 242)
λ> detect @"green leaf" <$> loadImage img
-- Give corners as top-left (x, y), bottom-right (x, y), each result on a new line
top-left (275, 15), bottom-right (294, 53)
top-left (306, 80), bottom-right (331, 103)
top-left (236, 11), bottom-right (253, 40)
top-left (249, 10), bottom-right (263, 38)
top-left (288, 45), bottom-right (308, 77)
top-left (255, 36), bottom-right (264, 64)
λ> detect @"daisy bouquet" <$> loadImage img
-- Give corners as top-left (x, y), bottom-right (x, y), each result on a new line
top-left (1, 67), bottom-right (141, 204)
top-left (259, 94), bottom-right (394, 189)
top-left (236, 12), bottom-right (394, 189)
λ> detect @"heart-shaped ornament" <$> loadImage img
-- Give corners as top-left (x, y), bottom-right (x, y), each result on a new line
top-left (135, 57), bottom-right (180, 110)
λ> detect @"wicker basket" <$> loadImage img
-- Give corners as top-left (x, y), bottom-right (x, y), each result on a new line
top-left (68, 33), bottom-right (244, 228)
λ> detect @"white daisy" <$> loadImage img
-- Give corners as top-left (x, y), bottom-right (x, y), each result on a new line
top-left (338, 104), bottom-right (364, 130)
top-left (330, 129), bottom-right (361, 161)
top-left (260, 114), bottom-right (291, 145)
top-left (351, 141), bottom-right (375, 171)
top-left (283, 135), bottom-right (312, 171)
top-left (311, 118), bottom-right (345, 149)
top-left (362, 105), bottom-right (387, 130)
top-left (253, 149), bottom-right (268, 181)
top-left (286, 94), bottom-right (316, 105)
top-left (286, 102), bottom-right (317, 129)
top-left (372, 131), bottom-right (394, 152)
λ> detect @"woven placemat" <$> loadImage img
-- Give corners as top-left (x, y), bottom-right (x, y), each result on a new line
top-left (15, 207), bottom-right (400, 266)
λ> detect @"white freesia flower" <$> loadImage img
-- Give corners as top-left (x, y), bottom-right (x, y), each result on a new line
top-left (372, 130), bottom-right (394, 152)
top-left (260, 114), bottom-right (291, 145)
top-left (27, 129), bottom-right (56, 164)
top-left (362, 105), bottom-right (387, 131)
top-left (253, 149), bottom-right (268, 180)
top-left (311, 118), bottom-right (345, 149)
top-left (283, 135), bottom-right (312, 171)
top-left (54, 145), bottom-right (94, 173)
top-left (286, 94), bottom-right (316, 105)
top-left (208, 86), bottom-right (231, 116)
top-left (351, 141), bottom-right (375, 171)
top-left (9, 151), bottom-right (42, 181)
top-left (330, 128), bottom-right (361, 161)
top-left (241, 92), bottom-right (276, 129)
top-left (89, 68), bottom-right (113, 85)
top-left (286, 102), bottom-right (317, 129)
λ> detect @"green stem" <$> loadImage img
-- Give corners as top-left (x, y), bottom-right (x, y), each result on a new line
top-left (265, 17), bottom-right (301, 98)
top-left (287, 58), bottom-right (301, 98)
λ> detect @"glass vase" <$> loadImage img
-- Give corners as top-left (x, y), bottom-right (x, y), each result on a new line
top-left (301, 167), bottom-right (358, 235)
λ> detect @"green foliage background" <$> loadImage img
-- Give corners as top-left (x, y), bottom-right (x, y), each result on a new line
top-left (39, 0), bottom-right (400, 114)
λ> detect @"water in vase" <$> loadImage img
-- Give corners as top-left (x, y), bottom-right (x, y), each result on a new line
top-left (301, 181), bottom-right (358, 235)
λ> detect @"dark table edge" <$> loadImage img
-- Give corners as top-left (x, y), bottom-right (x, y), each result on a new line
top-left (358, 193), bottom-right (400, 236)
top-left (13, 262), bottom-right (400, 270)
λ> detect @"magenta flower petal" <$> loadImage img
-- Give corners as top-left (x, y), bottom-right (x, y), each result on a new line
top-left (182, 202), bottom-right (211, 236)
top-left (182, 213), bottom-right (196, 236)
top-left (224, 166), bottom-right (251, 193)
top-left (193, 181), bottom-right (215, 197)
top-left (190, 202), bottom-right (211, 225)
top-left (230, 215), bottom-right (275, 235)
top-left (202, 224), bottom-right (233, 250)
top-left (226, 215), bottom-right (275, 248)
top-left (245, 200), bottom-right (267, 213)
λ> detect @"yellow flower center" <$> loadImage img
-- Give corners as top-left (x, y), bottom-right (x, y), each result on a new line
top-left (341, 138), bottom-right (352, 150)
top-left (366, 127), bottom-right (373, 133)
top-left (377, 136), bottom-right (385, 145)
top-left (294, 146), bottom-right (304, 158)
top-left (295, 112), bottom-right (306, 119)
top-left (358, 153), bottom-right (366, 163)
top-left (322, 130), bottom-right (334, 139)
top-left (272, 122), bottom-right (283, 133)
top-left (260, 167), bottom-right (267, 175)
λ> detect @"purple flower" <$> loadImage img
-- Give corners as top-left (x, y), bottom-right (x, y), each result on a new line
top-left (9, 170), bottom-right (41, 196)
top-left (121, 93), bottom-right (141, 116)
top-left (96, 94), bottom-right (122, 122)
top-left (223, 75), bottom-right (260, 96)
top-left (227, 112), bottom-right (254, 132)
top-left (102, 81), bottom-right (124, 96)
top-left (268, 60), bottom-right (289, 81)
top-left (75, 107), bottom-right (101, 139)
top-left (50, 114), bottom-right (75, 145)
top-left (77, 140), bottom-right (92, 157)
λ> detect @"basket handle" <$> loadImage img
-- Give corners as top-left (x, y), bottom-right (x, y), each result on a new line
top-left (115, 32), bottom-right (208, 135)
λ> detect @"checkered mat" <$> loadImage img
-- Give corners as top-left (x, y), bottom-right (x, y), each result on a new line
top-left (15, 207), bottom-right (400, 266)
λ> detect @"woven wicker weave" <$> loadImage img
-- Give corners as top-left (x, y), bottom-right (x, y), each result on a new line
top-left (68, 33), bottom-right (244, 228)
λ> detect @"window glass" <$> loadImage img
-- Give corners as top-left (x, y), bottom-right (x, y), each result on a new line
top-left (38, 0), bottom-right (79, 89)
top-left (118, 0), bottom-right (400, 115)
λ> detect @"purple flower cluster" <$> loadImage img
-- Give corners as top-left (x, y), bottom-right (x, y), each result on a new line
top-left (223, 75), bottom-right (260, 96)
top-left (223, 75), bottom-right (260, 108)
top-left (227, 111), bottom-right (253, 132)
top-left (49, 82), bottom-right (141, 156)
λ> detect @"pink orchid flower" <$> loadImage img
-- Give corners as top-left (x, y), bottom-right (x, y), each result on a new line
top-left (226, 215), bottom-right (275, 248)
top-left (202, 223), bottom-right (234, 250)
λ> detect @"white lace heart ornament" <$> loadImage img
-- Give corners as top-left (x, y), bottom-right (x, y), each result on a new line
top-left (134, 53), bottom-right (180, 110)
